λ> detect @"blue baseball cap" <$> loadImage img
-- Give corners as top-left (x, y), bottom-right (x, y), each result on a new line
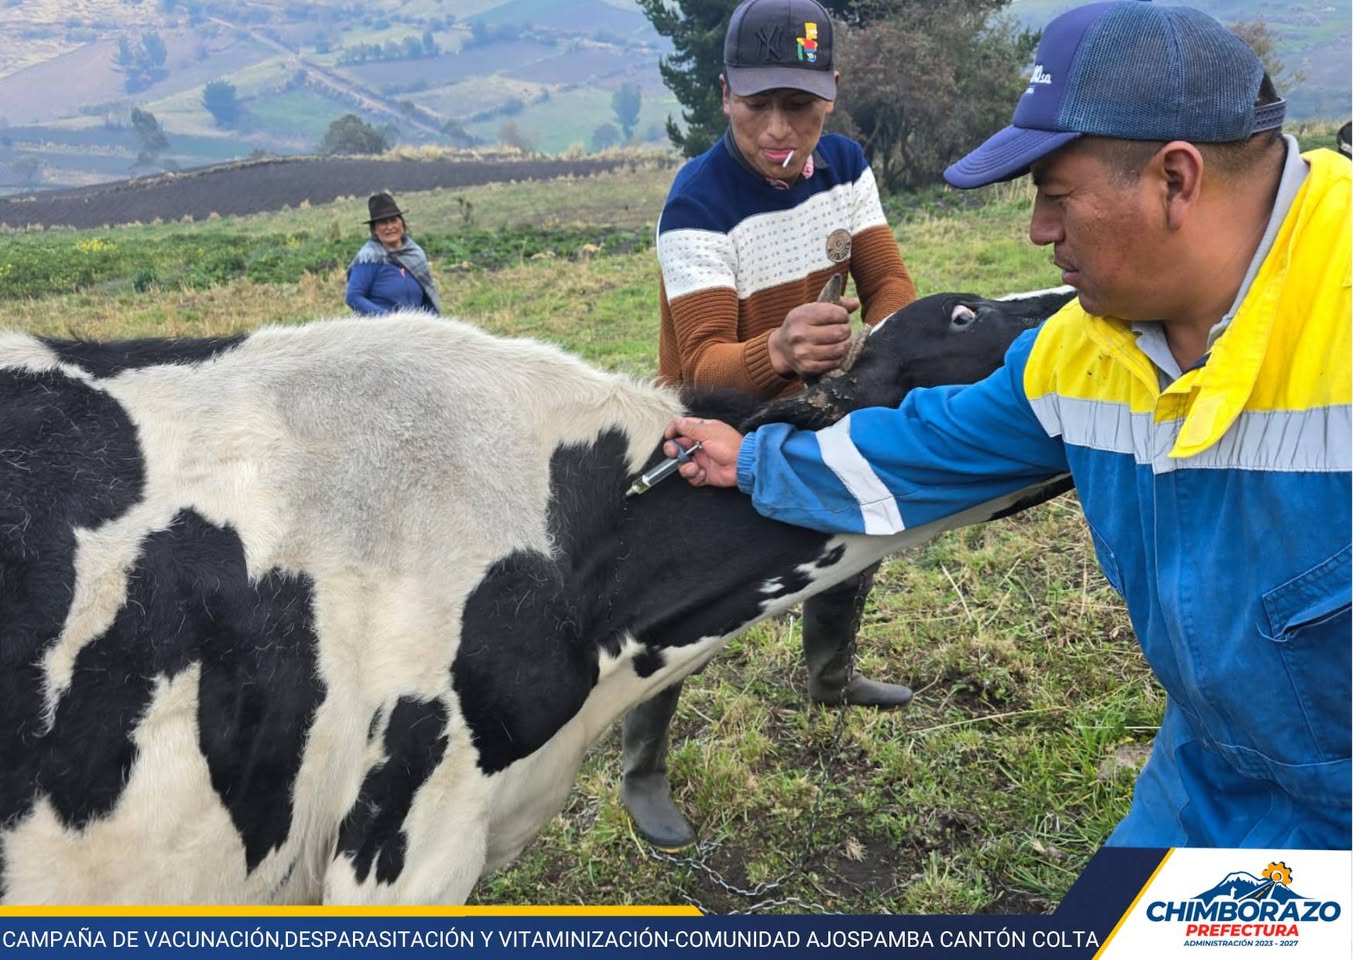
top-left (944, 1), bottom-right (1286, 189)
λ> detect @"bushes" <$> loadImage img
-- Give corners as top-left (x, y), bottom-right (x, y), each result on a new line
top-left (0, 232), bottom-right (345, 298)
top-left (319, 114), bottom-right (389, 156)
top-left (422, 226), bottom-right (650, 270)
top-left (0, 225), bottom-right (654, 300)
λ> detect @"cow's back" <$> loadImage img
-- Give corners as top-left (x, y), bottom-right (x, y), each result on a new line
top-left (0, 315), bottom-right (681, 904)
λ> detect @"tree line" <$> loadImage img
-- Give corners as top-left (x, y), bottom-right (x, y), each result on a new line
top-left (636, 0), bottom-right (1301, 194)
top-left (638, 0), bottom-right (1036, 193)
top-left (93, 1), bottom-right (1300, 186)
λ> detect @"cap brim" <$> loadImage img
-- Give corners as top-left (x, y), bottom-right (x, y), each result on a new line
top-left (944, 125), bottom-right (1081, 189)
top-left (725, 64), bottom-right (836, 101)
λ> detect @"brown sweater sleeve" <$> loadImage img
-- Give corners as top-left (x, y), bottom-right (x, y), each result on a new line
top-left (658, 284), bottom-right (793, 398)
top-left (851, 223), bottom-right (916, 326)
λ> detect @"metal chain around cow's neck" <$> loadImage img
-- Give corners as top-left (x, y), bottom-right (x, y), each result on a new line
top-left (643, 613), bottom-right (859, 915)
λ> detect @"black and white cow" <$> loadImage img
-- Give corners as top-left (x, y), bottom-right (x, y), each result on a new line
top-left (0, 288), bottom-right (1073, 904)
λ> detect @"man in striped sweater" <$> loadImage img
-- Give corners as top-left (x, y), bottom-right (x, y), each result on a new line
top-left (621, 0), bottom-right (920, 851)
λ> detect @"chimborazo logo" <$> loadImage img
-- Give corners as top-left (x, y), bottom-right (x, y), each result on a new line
top-left (1146, 861), bottom-right (1342, 943)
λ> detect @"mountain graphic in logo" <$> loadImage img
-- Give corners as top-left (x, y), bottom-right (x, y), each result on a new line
top-left (1195, 863), bottom-right (1306, 904)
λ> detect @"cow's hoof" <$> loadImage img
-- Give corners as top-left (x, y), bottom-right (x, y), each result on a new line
top-left (810, 675), bottom-right (914, 709)
top-left (621, 773), bottom-right (698, 851)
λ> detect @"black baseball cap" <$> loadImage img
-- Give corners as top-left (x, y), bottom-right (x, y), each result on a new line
top-left (724, 0), bottom-right (836, 101)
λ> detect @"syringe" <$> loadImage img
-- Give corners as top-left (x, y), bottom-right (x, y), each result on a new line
top-left (625, 441), bottom-right (703, 497)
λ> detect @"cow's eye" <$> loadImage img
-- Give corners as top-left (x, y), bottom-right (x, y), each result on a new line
top-left (950, 304), bottom-right (977, 328)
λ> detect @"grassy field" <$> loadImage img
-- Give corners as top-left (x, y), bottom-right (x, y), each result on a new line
top-left (0, 158), bottom-right (1164, 913)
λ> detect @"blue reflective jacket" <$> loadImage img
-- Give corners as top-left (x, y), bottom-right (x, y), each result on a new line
top-left (737, 150), bottom-right (1352, 849)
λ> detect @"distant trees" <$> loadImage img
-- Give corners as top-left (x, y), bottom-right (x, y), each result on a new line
top-left (592, 122), bottom-right (620, 151)
top-left (498, 121), bottom-right (537, 153)
top-left (465, 21), bottom-right (524, 48)
top-left (337, 32), bottom-right (440, 64)
top-left (832, 1), bottom-right (1037, 192)
top-left (202, 80), bottom-right (241, 128)
top-left (319, 114), bottom-right (390, 155)
top-left (637, 0), bottom-right (1036, 190)
top-left (115, 32), bottom-right (169, 93)
top-left (1230, 18), bottom-right (1307, 94)
top-left (611, 82), bottom-right (642, 142)
top-left (130, 107), bottom-right (169, 165)
top-left (634, 0), bottom-right (728, 158)
top-left (12, 156), bottom-right (44, 186)
top-left (442, 118), bottom-right (477, 149)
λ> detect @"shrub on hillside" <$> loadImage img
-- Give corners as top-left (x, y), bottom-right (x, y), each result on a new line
top-left (203, 80), bottom-right (242, 128)
top-left (319, 114), bottom-right (389, 155)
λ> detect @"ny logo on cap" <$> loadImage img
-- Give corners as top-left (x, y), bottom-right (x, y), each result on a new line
top-left (755, 24), bottom-right (786, 62)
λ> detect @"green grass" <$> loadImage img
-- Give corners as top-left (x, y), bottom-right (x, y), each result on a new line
top-left (461, 86), bottom-right (684, 154)
top-left (0, 223), bottom-right (653, 300)
top-left (244, 90), bottom-right (353, 142)
top-left (0, 163), bottom-right (1151, 914)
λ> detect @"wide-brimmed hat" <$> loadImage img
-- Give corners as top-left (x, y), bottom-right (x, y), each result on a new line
top-left (723, 0), bottom-right (836, 101)
top-left (365, 192), bottom-right (404, 223)
top-left (944, 1), bottom-right (1286, 189)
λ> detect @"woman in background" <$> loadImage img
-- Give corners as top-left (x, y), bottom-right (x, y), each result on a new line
top-left (345, 191), bottom-right (441, 315)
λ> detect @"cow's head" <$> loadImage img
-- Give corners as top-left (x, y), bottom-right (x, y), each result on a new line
top-left (740, 288), bottom-right (1074, 432)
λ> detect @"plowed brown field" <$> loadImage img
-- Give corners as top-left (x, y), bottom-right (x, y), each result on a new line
top-left (0, 154), bottom-right (632, 229)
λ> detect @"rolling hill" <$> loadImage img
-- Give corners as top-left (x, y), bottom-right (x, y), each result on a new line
top-left (1009, 0), bottom-right (1351, 119)
top-left (0, 0), bottom-right (1346, 195)
top-left (0, 0), bottom-right (678, 193)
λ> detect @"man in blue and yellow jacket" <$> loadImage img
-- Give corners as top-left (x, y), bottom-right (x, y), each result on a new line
top-left (664, 1), bottom-right (1351, 850)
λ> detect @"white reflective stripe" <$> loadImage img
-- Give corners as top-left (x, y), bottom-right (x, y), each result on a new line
top-left (1034, 394), bottom-right (1139, 455)
top-left (817, 415), bottom-right (905, 534)
top-left (1169, 405), bottom-right (1352, 474)
top-left (1030, 393), bottom-right (1352, 473)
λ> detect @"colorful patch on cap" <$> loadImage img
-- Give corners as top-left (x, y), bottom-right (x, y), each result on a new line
top-left (797, 22), bottom-right (819, 63)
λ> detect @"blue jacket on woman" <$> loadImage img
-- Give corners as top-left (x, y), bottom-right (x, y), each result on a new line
top-left (345, 238), bottom-right (441, 316)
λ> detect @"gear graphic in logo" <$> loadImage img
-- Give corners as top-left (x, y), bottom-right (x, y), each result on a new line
top-left (1261, 861), bottom-right (1294, 886)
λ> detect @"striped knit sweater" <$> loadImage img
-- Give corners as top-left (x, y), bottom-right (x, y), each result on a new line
top-left (656, 132), bottom-right (916, 399)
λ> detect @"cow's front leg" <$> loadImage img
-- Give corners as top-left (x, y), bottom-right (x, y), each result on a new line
top-left (322, 695), bottom-right (486, 904)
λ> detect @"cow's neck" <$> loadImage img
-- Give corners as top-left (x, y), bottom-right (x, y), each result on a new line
top-left (545, 426), bottom-right (873, 684)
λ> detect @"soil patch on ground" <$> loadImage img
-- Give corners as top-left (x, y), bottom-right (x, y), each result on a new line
top-left (0, 154), bottom-right (632, 229)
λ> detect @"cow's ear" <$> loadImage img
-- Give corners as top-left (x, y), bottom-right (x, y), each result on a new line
top-left (740, 387), bottom-right (848, 433)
